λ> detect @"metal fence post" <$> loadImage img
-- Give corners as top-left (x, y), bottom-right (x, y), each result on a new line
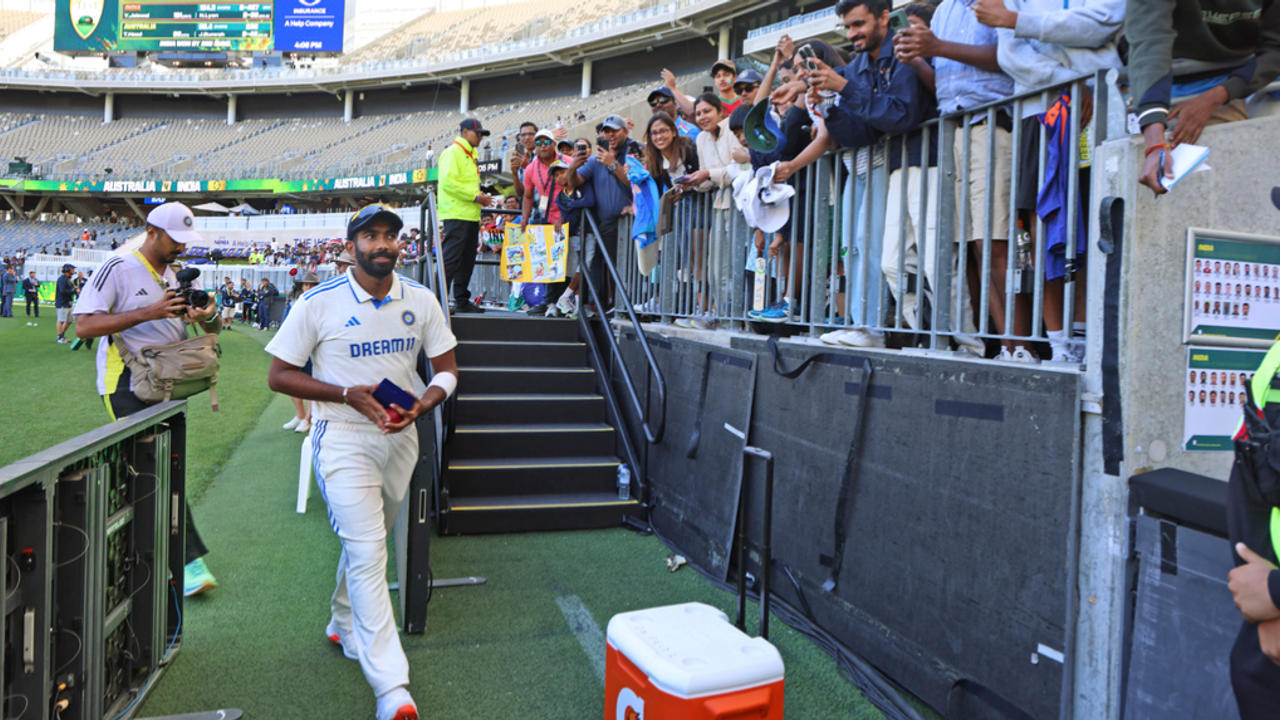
top-left (809, 156), bottom-right (833, 335)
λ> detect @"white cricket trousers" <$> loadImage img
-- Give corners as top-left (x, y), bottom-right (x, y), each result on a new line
top-left (311, 419), bottom-right (417, 697)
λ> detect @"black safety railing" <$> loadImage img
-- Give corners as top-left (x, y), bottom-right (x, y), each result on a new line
top-left (578, 208), bottom-right (667, 501)
top-left (417, 192), bottom-right (453, 521)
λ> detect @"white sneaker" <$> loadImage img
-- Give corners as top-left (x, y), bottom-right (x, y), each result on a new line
top-left (820, 328), bottom-right (886, 348)
top-left (633, 296), bottom-right (660, 315)
top-left (375, 686), bottom-right (418, 720)
top-left (1010, 346), bottom-right (1039, 364)
top-left (283, 416), bottom-right (301, 430)
top-left (1067, 338), bottom-right (1085, 361)
top-left (691, 314), bottom-right (718, 330)
top-left (1051, 345), bottom-right (1084, 363)
top-left (952, 333), bottom-right (985, 357)
top-left (672, 317), bottom-right (696, 329)
top-left (294, 419), bottom-right (310, 434)
top-left (324, 619), bottom-right (357, 660)
top-left (555, 290), bottom-right (576, 316)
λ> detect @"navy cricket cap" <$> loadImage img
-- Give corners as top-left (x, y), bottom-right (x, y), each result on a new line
top-left (459, 118), bottom-right (490, 136)
top-left (733, 69), bottom-right (764, 92)
top-left (347, 203), bottom-right (404, 242)
top-left (648, 86), bottom-right (675, 104)
top-left (62, 263), bottom-right (76, 272)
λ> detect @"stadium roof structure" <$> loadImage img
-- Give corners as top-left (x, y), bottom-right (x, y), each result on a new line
top-left (0, 0), bottom-right (771, 95)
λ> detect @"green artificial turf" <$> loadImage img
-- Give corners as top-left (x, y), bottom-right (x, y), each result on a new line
top-left (0, 313), bottom-right (917, 720)
top-left (136, 395), bottom-right (892, 720)
top-left (0, 317), bottom-right (277, 502)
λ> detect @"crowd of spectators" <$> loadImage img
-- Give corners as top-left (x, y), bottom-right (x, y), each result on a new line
top-left (456, 0), bottom-right (1276, 363)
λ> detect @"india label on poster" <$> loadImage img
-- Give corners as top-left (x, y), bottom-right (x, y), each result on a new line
top-left (1184, 346), bottom-right (1266, 451)
top-left (502, 224), bottom-right (569, 283)
top-left (1185, 230), bottom-right (1280, 346)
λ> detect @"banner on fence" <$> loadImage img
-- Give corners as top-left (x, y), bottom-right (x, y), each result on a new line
top-left (501, 224), bottom-right (569, 283)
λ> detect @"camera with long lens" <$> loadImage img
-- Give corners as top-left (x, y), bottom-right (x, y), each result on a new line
top-left (174, 267), bottom-right (210, 309)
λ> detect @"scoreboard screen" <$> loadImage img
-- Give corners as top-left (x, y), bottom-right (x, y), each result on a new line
top-left (54, 0), bottom-right (347, 53)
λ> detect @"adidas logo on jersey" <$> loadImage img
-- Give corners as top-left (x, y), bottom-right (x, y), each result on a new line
top-left (135, 288), bottom-right (148, 296)
top-left (345, 316), bottom-right (361, 327)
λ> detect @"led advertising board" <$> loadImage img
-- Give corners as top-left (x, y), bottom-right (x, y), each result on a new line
top-left (54, 0), bottom-right (346, 53)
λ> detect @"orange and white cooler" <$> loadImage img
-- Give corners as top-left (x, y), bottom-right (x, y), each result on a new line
top-left (604, 602), bottom-right (785, 720)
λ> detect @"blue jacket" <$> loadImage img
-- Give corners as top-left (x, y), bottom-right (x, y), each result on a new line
top-left (555, 181), bottom-right (596, 237)
top-left (626, 156), bottom-right (660, 249)
top-left (824, 38), bottom-right (938, 170)
top-left (0, 273), bottom-right (16, 295)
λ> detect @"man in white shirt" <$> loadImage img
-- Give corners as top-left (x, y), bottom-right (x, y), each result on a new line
top-left (265, 204), bottom-right (458, 720)
top-left (71, 201), bottom-right (223, 597)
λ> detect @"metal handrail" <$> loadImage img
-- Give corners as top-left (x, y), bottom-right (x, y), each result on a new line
top-left (417, 192), bottom-right (453, 524)
top-left (579, 209), bottom-right (667, 446)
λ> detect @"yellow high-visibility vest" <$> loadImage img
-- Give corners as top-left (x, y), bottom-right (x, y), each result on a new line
top-left (1247, 340), bottom-right (1280, 562)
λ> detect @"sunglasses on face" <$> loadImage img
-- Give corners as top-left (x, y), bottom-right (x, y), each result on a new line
top-left (534, 139), bottom-right (553, 147)
top-left (649, 97), bottom-right (671, 107)
top-left (736, 84), bottom-right (760, 93)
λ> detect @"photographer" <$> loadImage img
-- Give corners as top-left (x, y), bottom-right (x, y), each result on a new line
top-left (218, 277), bottom-right (238, 323)
top-left (71, 201), bottom-right (223, 597)
top-left (256, 277), bottom-right (279, 331)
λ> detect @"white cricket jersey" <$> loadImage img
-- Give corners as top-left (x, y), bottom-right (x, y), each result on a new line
top-left (72, 252), bottom-right (201, 396)
top-left (265, 272), bottom-right (457, 424)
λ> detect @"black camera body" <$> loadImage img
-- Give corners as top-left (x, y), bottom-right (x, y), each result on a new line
top-left (174, 267), bottom-right (210, 309)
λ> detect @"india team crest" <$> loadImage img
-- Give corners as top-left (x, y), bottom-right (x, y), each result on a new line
top-left (402, 311), bottom-right (416, 326)
top-left (70, 0), bottom-right (104, 39)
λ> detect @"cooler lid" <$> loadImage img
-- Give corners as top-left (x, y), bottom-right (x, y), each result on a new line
top-left (606, 602), bottom-right (785, 699)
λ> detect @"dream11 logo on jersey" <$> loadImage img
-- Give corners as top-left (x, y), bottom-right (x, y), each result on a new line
top-left (615, 688), bottom-right (644, 720)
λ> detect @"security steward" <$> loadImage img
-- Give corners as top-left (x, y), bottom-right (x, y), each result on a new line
top-left (265, 204), bottom-right (459, 720)
top-left (436, 118), bottom-right (494, 313)
top-left (1228, 338), bottom-right (1280, 717)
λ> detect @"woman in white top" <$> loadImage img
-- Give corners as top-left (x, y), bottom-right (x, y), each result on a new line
top-left (674, 94), bottom-right (748, 328)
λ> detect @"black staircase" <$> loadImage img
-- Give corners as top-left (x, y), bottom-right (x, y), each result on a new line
top-left (440, 313), bottom-right (642, 534)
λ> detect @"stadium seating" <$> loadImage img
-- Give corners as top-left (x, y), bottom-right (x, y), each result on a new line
top-left (0, 72), bottom-right (702, 181)
top-left (0, 220), bottom-right (133, 256)
top-left (0, 10), bottom-right (40, 43)
top-left (341, 0), bottom-right (657, 65)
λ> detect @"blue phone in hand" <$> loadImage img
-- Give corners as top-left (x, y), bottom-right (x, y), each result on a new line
top-left (372, 379), bottom-right (418, 422)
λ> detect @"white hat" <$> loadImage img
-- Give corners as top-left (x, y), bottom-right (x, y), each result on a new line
top-left (146, 202), bottom-right (202, 245)
top-left (534, 128), bottom-right (556, 143)
top-left (732, 171), bottom-right (757, 228)
top-left (750, 163), bottom-right (795, 234)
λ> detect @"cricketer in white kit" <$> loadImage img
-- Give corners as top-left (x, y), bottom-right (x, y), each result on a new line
top-left (265, 204), bottom-right (459, 720)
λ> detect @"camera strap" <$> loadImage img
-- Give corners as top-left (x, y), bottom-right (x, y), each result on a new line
top-left (132, 250), bottom-right (168, 292)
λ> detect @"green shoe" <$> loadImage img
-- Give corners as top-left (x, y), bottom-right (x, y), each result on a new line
top-left (183, 557), bottom-right (217, 597)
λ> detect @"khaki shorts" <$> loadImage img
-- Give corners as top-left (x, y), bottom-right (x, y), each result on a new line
top-left (954, 121), bottom-right (1013, 242)
top-left (57, 307), bottom-right (71, 322)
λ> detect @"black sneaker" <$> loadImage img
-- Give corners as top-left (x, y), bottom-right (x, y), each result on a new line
top-left (526, 303), bottom-right (549, 316)
top-left (454, 301), bottom-right (485, 314)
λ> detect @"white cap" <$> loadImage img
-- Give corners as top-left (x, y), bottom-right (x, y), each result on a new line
top-left (750, 164), bottom-right (795, 234)
top-left (146, 202), bottom-right (202, 246)
top-left (534, 128), bottom-right (556, 143)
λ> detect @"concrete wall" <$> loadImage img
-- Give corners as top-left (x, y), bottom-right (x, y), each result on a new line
top-left (1098, 116), bottom-right (1280, 484)
top-left (614, 328), bottom-right (1083, 719)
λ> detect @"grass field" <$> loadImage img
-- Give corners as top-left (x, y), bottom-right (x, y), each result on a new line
top-left (0, 308), bottom-right (901, 719)
top-left (0, 311), bottom-right (277, 502)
